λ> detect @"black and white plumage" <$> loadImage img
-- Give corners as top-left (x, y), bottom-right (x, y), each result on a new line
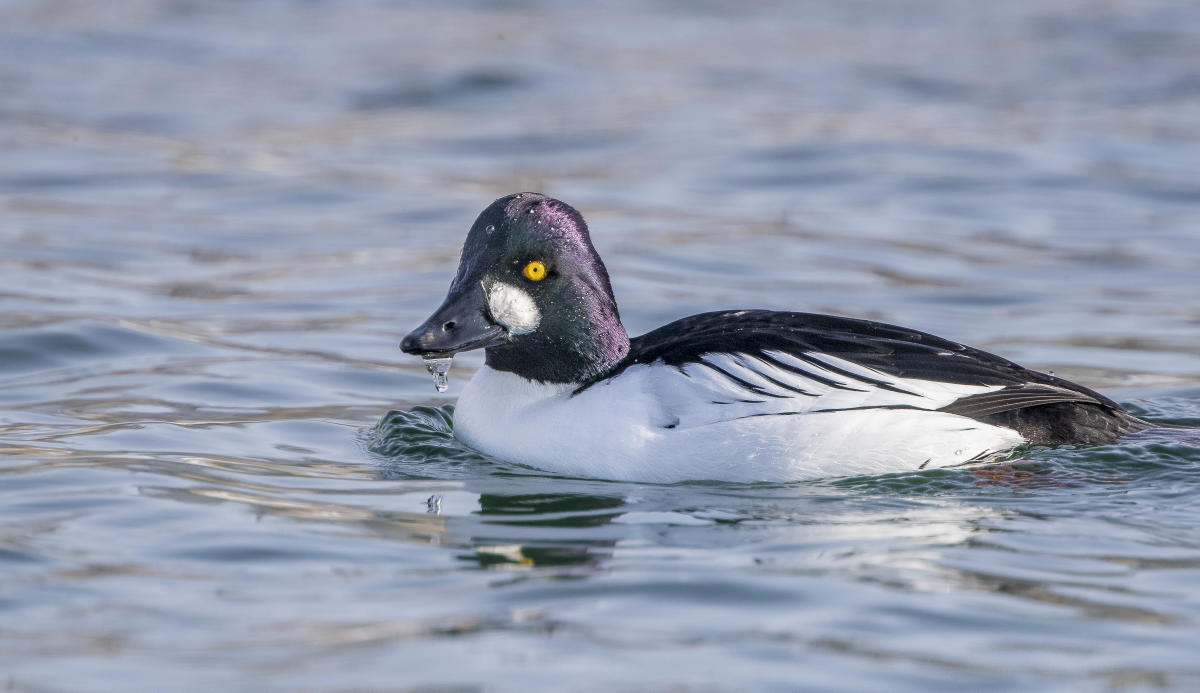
top-left (401, 193), bottom-right (1152, 482)
top-left (592, 310), bottom-right (1145, 446)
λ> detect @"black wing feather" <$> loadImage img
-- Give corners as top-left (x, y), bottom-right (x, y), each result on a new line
top-left (937, 384), bottom-right (1104, 419)
top-left (582, 310), bottom-right (1142, 441)
top-left (605, 309), bottom-right (1097, 389)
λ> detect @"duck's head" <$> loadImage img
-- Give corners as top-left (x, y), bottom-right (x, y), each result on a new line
top-left (401, 193), bottom-right (630, 384)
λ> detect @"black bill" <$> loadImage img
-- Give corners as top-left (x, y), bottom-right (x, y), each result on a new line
top-left (400, 283), bottom-right (509, 357)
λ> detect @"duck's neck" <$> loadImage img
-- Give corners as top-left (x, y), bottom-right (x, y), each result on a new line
top-left (485, 305), bottom-right (629, 385)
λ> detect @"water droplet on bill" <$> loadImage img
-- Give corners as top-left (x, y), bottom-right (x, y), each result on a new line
top-left (423, 356), bottom-right (453, 393)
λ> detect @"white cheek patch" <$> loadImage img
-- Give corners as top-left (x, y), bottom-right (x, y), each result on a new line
top-left (485, 281), bottom-right (540, 335)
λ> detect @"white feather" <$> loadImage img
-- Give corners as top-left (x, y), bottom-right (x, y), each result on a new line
top-left (452, 361), bottom-right (1027, 483)
top-left (484, 281), bottom-right (540, 335)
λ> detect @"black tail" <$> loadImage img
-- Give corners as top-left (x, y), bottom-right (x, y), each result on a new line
top-left (976, 403), bottom-right (1154, 446)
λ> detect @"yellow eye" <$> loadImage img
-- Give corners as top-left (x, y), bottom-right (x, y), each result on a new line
top-left (522, 260), bottom-right (547, 281)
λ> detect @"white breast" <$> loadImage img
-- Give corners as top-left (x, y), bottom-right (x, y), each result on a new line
top-left (451, 358), bottom-right (1027, 483)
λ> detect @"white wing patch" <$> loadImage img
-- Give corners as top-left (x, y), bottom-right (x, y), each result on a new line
top-left (653, 350), bottom-right (1002, 429)
top-left (484, 281), bottom-right (540, 335)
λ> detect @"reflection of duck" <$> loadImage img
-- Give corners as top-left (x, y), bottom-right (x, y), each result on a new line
top-left (471, 490), bottom-right (625, 569)
top-left (368, 406), bottom-right (620, 568)
top-left (417, 479), bottom-right (626, 570)
top-left (402, 193), bottom-right (1153, 482)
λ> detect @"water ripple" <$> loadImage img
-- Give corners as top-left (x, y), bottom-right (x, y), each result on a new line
top-left (3, 1), bottom-right (1200, 690)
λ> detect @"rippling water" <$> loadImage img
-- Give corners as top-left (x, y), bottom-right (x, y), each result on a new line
top-left (3, 1), bottom-right (1200, 690)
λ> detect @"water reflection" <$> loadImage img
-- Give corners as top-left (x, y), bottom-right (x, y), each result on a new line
top-left (363, 404), bottom-right (1197, 633)
top-left (5, 0), bottom-right (1200, 687)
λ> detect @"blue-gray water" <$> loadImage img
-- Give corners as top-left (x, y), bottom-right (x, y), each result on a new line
top-left (3, 1), bottom-right (1200, 690)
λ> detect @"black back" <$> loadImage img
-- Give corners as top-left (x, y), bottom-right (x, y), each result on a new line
top-left (582, 310), bottom-right (1146, 444)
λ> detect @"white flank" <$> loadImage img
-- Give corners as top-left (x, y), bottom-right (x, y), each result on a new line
top-left (452, 362), bottom-right (1028, 483)
top-left (484, 281), bottom-right (540, 334)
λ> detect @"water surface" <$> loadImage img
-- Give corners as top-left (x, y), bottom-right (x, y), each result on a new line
top-left (3, 1), bottom-right (1200, 690)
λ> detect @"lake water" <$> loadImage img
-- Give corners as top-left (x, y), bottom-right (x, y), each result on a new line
top-left (3, 1), bottom-right (1200, 690)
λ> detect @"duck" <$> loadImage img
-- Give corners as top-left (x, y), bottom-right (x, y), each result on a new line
top-left (400, 192), bottom-right (1151, 482)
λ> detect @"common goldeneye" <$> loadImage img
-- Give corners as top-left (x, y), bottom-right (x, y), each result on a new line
top-left (400, 193), bottom-right (1149, 482)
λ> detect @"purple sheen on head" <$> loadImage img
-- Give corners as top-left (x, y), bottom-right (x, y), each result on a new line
top-left (453, 192), bottom-right (631, 384)
top-left (504, 193), bottom-right (581, 230)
